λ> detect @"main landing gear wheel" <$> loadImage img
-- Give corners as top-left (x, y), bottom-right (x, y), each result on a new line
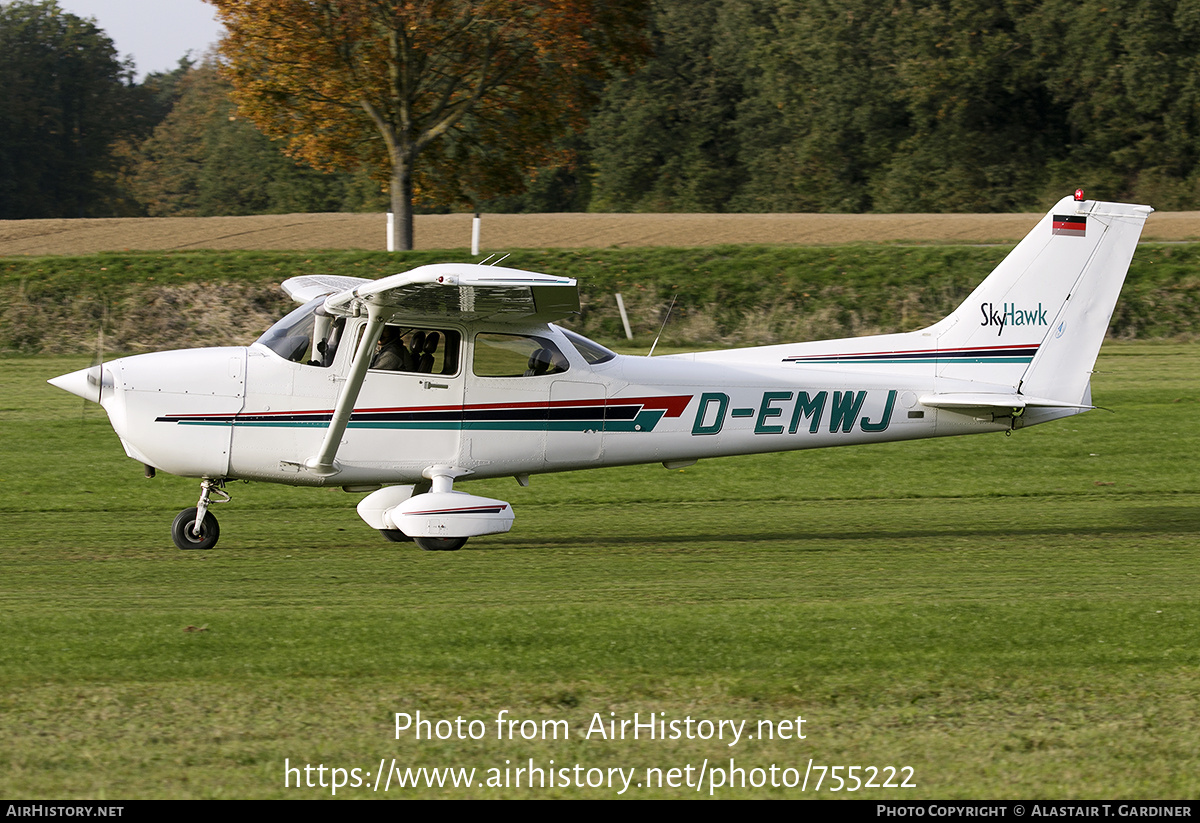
top-left (172, 507), bottom-right (220, 550)
top-left (414, 536), bottom-right (467, 552)
top-left (379, 529), bottom-right (413, 543)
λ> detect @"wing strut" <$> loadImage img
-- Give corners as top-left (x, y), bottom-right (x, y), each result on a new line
top-left (304, 305), bottom-right (386, 476)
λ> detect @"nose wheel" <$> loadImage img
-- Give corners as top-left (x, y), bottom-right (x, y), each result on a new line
top-left (171, 479), bottom-right (229, 551)
top-left (172, 508), bottom-right (220, 550)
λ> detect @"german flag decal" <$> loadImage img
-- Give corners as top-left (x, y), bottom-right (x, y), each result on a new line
top-left (1052, 214), bottom-right (1087, 236)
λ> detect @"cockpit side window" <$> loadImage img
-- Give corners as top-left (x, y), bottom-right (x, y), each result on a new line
top-left (355, 324), bottom-right (462, 376)
top-left (473, 333), bottom-right (570, 377)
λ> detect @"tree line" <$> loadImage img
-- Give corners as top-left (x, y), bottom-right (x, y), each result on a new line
top-left (584, 0), bottom-right (1200, 213)
top-left (0, 0), bottom-right (391, 220)
top-left (3, 0), bottom-right (1200, 222)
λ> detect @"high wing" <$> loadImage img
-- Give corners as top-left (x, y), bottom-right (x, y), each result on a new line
top-left (320, 263), bottom-right (579, 323)
top-left (303, 263), bottom-right (580, 476)
top-left (280, 274), bottom-right (372, 303)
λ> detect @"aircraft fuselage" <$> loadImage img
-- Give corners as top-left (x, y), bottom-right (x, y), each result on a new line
top-left (100, 320), bottom-right (1017, 489)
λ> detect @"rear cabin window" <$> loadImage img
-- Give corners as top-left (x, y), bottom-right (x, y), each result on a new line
top-left (473, 334), bottom-right (569, 377)
top-left (558, 327), bottom-right (617, 365)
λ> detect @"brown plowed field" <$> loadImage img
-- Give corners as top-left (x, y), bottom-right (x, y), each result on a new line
top-left (2, 210), bottom-right (1199, 255)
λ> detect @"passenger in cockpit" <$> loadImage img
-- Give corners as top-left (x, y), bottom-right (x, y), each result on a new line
top-left (372, 326), bottom-right (409, 371)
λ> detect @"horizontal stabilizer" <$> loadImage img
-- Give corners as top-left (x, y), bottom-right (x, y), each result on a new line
top-left (919, 392), bottom-right (1094, 413)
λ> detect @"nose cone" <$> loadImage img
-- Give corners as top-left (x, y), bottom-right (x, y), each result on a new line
top-left (48, 365), bottom-right (109, 403)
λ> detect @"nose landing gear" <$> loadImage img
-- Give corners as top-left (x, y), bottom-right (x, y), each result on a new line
top-left (171, 479), bottom-right (230, 551)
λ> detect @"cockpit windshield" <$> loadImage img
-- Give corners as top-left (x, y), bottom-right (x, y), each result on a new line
top-left (256, 297), bottom-right (344, 367)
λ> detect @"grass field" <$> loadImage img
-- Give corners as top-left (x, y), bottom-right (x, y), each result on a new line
top-left (2, 342), bottom-right (1199, 798)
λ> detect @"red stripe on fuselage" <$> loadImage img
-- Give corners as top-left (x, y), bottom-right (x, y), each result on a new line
top-left (180, 394), bottom-right (697, 420)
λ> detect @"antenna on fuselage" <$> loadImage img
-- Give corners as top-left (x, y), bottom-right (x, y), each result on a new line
top-left (647, 294), bottom-right (677, 357)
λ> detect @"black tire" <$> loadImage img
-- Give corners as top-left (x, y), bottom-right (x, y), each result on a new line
top-left (380, 529), bottom-right (413, 543)
top-left (171, 508), bottom-right (219, 551)
top-left (414, 536), bottom-right (467, 552)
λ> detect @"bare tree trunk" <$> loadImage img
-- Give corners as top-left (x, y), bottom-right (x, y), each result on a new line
top-left (389, 156), bottom-right (414, 251)
top-left (365, 95), bottom-right (415, 251)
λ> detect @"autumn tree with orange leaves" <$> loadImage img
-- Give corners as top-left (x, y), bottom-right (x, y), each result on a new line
top-left (206, 0), bottom-right (648, 249)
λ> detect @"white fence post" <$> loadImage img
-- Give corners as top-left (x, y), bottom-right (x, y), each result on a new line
top-left (615, 293), bottom-right (633, 340)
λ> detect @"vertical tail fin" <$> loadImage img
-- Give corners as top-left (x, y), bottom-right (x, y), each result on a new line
top-left (932, 195), bottom-right (1152, 402)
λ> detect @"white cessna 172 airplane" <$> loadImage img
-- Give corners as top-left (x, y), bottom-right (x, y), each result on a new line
top-left (50, 192), bottom-right (1151, 551)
